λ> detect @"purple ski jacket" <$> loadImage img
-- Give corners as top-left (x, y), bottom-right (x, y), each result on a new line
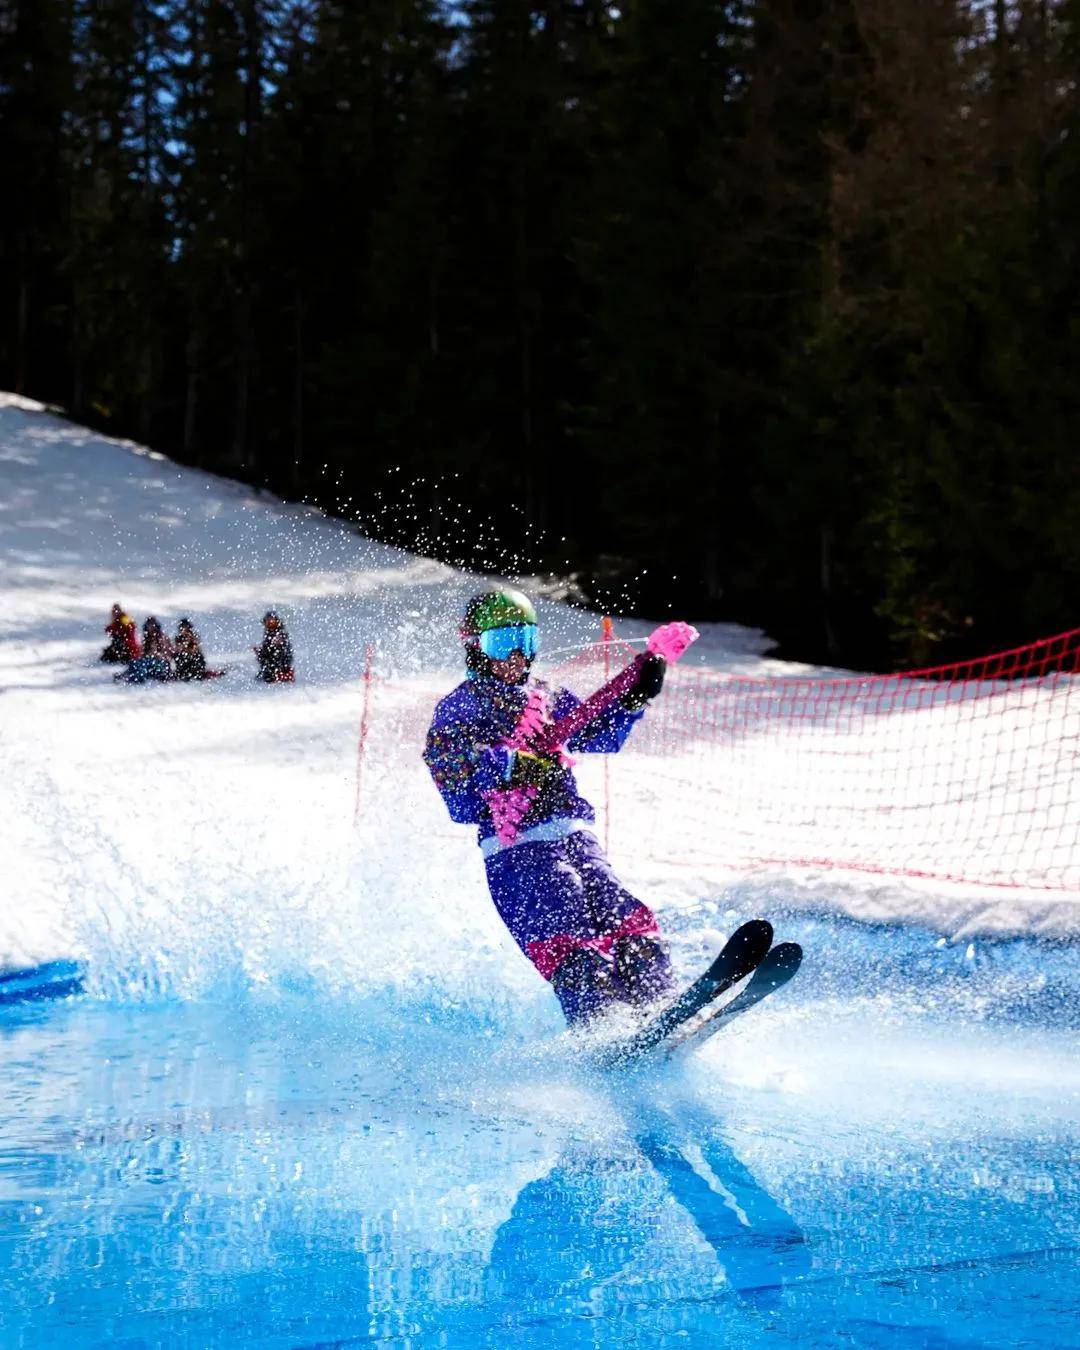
top-left (424, 673), bottom-right (642, 846)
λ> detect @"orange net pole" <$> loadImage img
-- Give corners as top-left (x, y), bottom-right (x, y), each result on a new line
top-left (353, 644), bottom-right (375, 826)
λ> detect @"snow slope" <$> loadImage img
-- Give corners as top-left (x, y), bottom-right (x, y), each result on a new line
top-left (0, 393), bottom-right (1075, 986)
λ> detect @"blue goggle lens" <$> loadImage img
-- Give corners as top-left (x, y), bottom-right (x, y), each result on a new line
top-left (478, 624), bottom-right (539, 660)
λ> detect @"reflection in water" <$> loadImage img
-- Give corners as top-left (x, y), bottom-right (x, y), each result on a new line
top-left (636, 1130), bottom-right (811, 1309)
top-left (487, 1113), bottom-right (810, 1322)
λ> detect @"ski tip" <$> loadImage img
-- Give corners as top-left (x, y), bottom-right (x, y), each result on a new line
top-left (700, 918), bottom-right (773, 986)
top-left (754, 941), bottom-right (803, 987)
top-left (728, 918), bottom-right (773, 958)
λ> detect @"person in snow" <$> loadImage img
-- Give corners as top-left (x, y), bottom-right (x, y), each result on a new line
top-left (173, 617), bottom-right (209, 681)
top-left (101, 604), bottom-right (141, 664)
top-left (117, 615), bottom-right (174, 684)
top-left (254, 611), bottom-right (294, 683)
top-left (423, 587), bottom-right (674, 1026)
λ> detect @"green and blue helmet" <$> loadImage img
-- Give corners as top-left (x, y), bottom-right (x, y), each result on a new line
top-left (460, 587), bottom-right (539, 675)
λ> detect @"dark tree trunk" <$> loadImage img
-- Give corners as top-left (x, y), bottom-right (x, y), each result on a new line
top-left (184, 331), bottom-right (201, 466)
top-left (291, 283), bottom-right (305, 491)
top-left (16, 271), bottom-right (29, 395)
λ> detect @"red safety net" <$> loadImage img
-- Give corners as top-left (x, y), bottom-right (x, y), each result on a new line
top-left (359, 627), bottom-right (1080, 897)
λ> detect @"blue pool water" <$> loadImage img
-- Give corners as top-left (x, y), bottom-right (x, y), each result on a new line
top-left (1, 912), bottom-right (1078, 1348)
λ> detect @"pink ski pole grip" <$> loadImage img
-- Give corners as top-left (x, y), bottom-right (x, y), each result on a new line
top-left (646, 621), bottom-right (700, 663)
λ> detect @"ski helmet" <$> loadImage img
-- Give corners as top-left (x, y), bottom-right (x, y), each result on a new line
top-left (460, 587), bottom-right (538, 679)
top-left (459, 587), bottom-right (537, 642)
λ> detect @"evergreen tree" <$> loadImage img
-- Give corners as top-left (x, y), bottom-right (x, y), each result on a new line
top-left (0, 0), bottom-right (73, 398)
top-left (417, 0), bottom-right (603, 559)
top-left (67, 0), bottom-right (176, 435)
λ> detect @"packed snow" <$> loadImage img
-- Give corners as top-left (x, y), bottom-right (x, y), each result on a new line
top-left (1, 392), bottom-right (1076, 990)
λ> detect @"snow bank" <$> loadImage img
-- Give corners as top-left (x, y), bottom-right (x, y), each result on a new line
top-left (0, 393), bottom-right (1075, 987)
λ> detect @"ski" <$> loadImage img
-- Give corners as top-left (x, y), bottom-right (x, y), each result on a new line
top-left (664, 941), bottom-right (803, 1058)
top-left (595, 919), bottom-right (774, 1067)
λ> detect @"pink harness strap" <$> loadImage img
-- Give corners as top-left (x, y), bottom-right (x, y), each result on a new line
top-left (526, 903), bottom-right (659, 982)
top-left (484, 622), bottom-right (700, 846)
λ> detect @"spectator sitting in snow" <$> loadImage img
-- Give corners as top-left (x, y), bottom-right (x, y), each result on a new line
top-left (101, 604), bottom-right (141, 664)
top-left (254, 610), bottom-right (294, 683)
top-left (117, 615), bottom-right (174, 684)
top-left (142, 615), bottom-right (174, 663)
top-left (173, 617), bottom-right (209, 681)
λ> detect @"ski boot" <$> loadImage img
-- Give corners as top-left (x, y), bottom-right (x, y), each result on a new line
top-left (551, 948), bottom-right (623, 1026)
top-left (612, 934), bottom-right (675, 1007)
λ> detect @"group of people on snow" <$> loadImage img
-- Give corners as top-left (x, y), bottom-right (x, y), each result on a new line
top-left (101, 607), bottom-right (217, 683)
top-left (101, 605), bottom-right (294, 684)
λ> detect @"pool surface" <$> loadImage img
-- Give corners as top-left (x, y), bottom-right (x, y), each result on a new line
top-left (1, 911), bottom-right (1078, 1348)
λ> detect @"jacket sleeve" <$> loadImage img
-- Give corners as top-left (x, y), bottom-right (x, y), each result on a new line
top-left (553, 687), bottom-right (643, 755)
top-left (423, 705), bottom-right (511, 824)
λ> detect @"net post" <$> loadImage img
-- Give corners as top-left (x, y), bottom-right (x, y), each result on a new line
top-left (354, 644), bottom-right (376, 825)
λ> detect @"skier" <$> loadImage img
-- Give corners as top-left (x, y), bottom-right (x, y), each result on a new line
top-left (254, 611), bottom-right (294, 683)
top-left (423, 588), bottom-right (674, 1026)
top-left (100, 604), bottom-right (141, 664)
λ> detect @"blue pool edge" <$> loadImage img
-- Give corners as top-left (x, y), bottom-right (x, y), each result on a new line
top-left (0, 960), bottom-right (85, 1005)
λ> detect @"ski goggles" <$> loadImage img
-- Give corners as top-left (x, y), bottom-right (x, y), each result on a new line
top-left (478, 623), bottom-right (539, 661)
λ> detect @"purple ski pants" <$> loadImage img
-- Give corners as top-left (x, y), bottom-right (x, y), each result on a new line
top-left (483, 829), bottom-right (665, 1014)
